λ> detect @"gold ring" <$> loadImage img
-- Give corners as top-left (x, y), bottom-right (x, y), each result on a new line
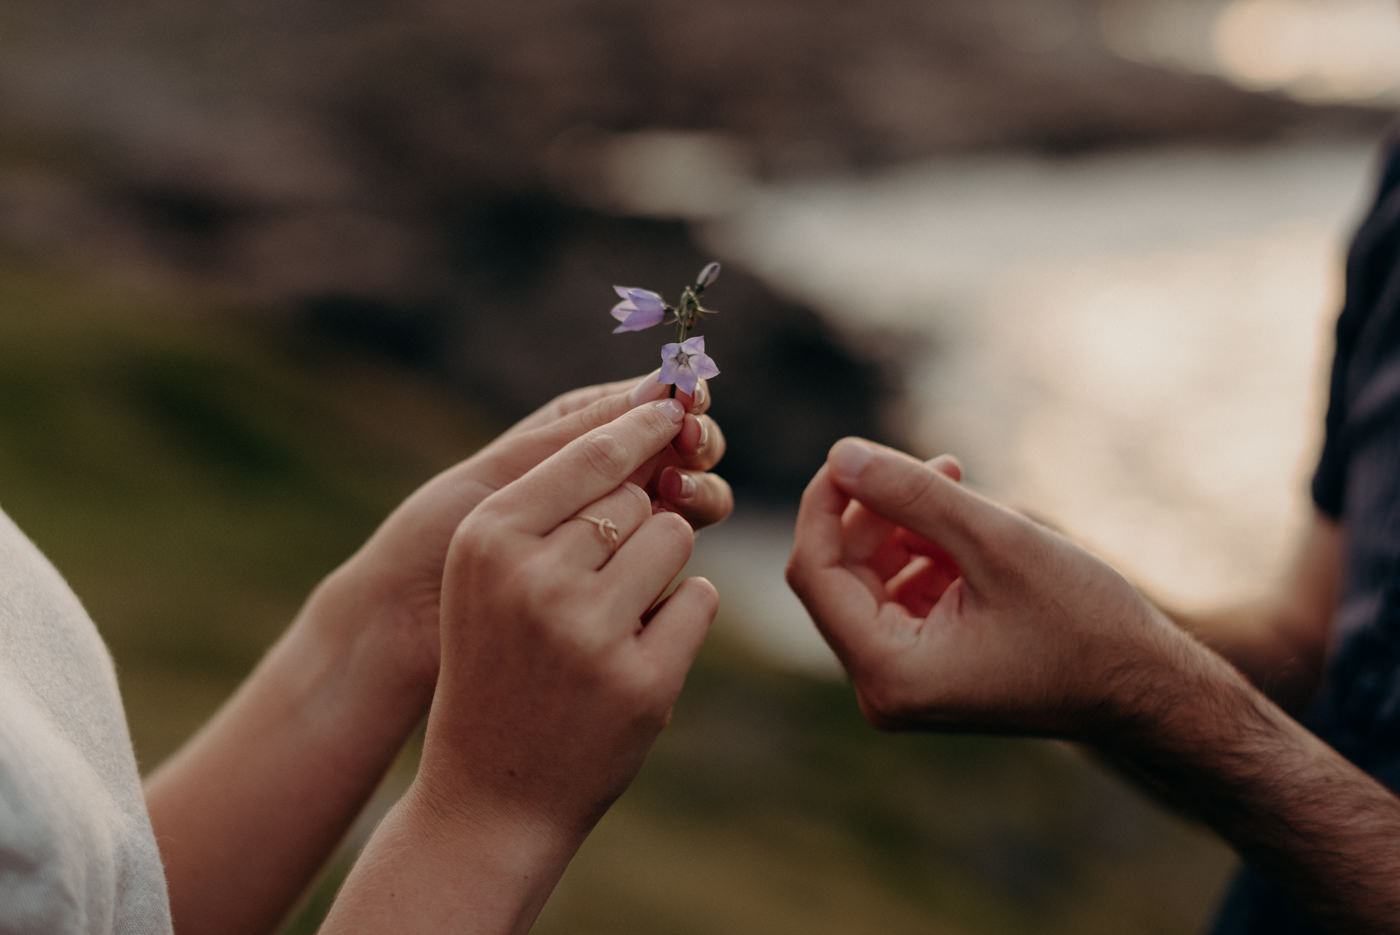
top-left (574, 514), bottom-right (620, 551)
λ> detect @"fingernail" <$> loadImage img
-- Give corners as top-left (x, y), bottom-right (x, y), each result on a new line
top-left (656, 398), bottom-right (685, 422)
top-left (630, 370), bottom-right (666, 405)
top-left (676, 472), bottom-right (697, 500)
top-left (828, 438), bottom-right (874, 480)
top-left (689, 381), bottom-right (708, 413)
top-left (696, 417), bottom-right (709, 450)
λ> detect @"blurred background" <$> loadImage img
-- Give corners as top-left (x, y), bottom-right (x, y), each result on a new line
top-left (2, 0), bottom-right (1398, 931)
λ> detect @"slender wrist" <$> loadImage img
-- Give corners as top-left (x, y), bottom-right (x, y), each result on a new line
top-left (322, 781), bottom-right (584, 935)
top-left (267, 568), bottom-right (439, 772)
top-left (401, 777), bottom-right (584, 880)
top-left (295, 560), bottom-right (439, 714)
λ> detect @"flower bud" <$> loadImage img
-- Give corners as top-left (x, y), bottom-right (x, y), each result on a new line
top-left (695, 261), bottom-right (721, 290)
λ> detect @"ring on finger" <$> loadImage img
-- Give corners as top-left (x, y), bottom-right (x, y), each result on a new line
top-left (573, 514), bottom-right (620, 551)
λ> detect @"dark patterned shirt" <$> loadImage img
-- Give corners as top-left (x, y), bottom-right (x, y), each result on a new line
top-left (1210, 133), bottom-right (1400, 934)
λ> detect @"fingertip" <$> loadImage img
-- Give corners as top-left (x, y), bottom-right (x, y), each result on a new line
top-left (655, 398), bottom-right (685, 423)
top-left (661, 470), bottom-right (734, 531)
top-left (672, 414), bottom-right (705, 456)
top-left (686, 380), bottom-right (709, 414)
top-left (659, 466), bottom-right (697, 503)
top-left (928, 454), bottom-right (963, 482)
top-left (828, 437), bottom-right (877, 484)
top-left (694, 574), bottom-right (720, 607)
top-left (676, 575), bottom-right (720, 621)
top-left (641, 575), bottom-right (719, 674)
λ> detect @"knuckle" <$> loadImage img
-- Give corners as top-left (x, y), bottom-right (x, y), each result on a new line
top-left (652, 510), bottom-right (696, 556)
top-left (975, 507), bottom-right (1027, 570)
top-left (578, 430), bottom-right (631, 478)
top-left (520, 555), bottom-right (574, 611)
top-left (549, 386), bottom-right (585, 413)
top-left (550, 617), bottom-right (602, 658)
top-left (887, 467), bottom-right (936, 514)
top-left (616, 665), bottom-right (674, 725)
top-left (582, 393), bottom-right (620, 428)
top-left (783, 554), bottom-right (809, 593)
top-left (852, 654), bottom-right (914, 723)
top-left (618, 481), bottom-right (651, 519)
top-left (449, 510), bottom-right (507, 570)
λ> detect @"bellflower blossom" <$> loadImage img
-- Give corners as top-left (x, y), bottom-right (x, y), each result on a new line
top-left (659, 335), bottom-right (720, 396)
top-left (611, 287), bottom-right (666, 333)
top-left (608, 262), bottom-right (722, 394)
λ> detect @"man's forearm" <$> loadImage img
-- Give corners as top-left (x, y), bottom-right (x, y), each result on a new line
top-left (1152, 512), bottom-right (1340, 711)
top-left (1163, 600), bottom-right (1325, 711)
top-left (1106, 634), bottom-right (1400, 934)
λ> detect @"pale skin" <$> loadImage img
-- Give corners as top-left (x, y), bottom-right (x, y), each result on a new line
top-left (786, 437), bottom-right (1400, 934)
top-left (144, 372), bottom-right (730, 935)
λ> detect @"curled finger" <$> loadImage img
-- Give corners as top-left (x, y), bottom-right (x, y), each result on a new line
top-left (657, 468), bottom-right (734, 530)
top-left (600, 511), bottom-right (697, 619)
top-left (672, 414), bottom-right (725, 473)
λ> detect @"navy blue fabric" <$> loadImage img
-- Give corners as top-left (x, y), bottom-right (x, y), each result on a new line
top-left (1208, 133), bottom-right (1400, 933)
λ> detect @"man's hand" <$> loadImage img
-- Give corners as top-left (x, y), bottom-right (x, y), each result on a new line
top-left (786, 438), bottom-right (1400, 934)
top-left (786, 436), bottom-right (1184, 739)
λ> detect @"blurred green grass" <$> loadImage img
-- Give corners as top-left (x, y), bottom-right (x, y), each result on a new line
top-left (0, 253), bottom-right (1235, 933)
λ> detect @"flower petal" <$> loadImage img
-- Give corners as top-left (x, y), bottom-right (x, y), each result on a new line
top-left (624, 288), bottom-right (665, 314)
top-left (671, 367), bottom-right (700, 395)
top-left (694, 354), bottom-right (720, 381)
top-left (658, 341), bottom-right (685, 386)
top-left (612, 302), bottom-right (666, 332)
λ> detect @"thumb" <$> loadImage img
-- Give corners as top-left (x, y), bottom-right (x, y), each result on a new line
top-left (826, 438), bottom-right (992, 577)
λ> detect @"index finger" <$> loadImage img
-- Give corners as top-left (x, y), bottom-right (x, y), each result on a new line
top-left (786, 464), bottom-right (886, 664)
top-left (501, 371), bottom-right (668, 442)
top-left (788, 463), bottom-right (852, 581)
top-left (486, 398), bottom-right (688, 533)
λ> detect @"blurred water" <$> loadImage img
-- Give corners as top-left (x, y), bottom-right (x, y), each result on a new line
top-left (692, 138), bottom-right (1384, 675)
top-left (1102, 0), bottom-right (1400, 104)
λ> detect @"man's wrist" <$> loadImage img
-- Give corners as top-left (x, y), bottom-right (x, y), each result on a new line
top-left (1091, 605), bottom-right (1255, 757)
top-left (1091, 616), bottom-right (1288, 805)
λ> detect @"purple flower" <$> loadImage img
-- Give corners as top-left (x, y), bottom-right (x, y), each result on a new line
top-left (658, 335), bottom-right (720, 395)
top-left (611, 286), bottom-right (667, 333)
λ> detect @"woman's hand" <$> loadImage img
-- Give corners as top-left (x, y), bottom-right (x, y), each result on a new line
top-left (417, 396), bottom-right (717, 859)
top-left (319, 398), bottom-right (718, 933)
top-left (299, 373), bottom-right (730, 710)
